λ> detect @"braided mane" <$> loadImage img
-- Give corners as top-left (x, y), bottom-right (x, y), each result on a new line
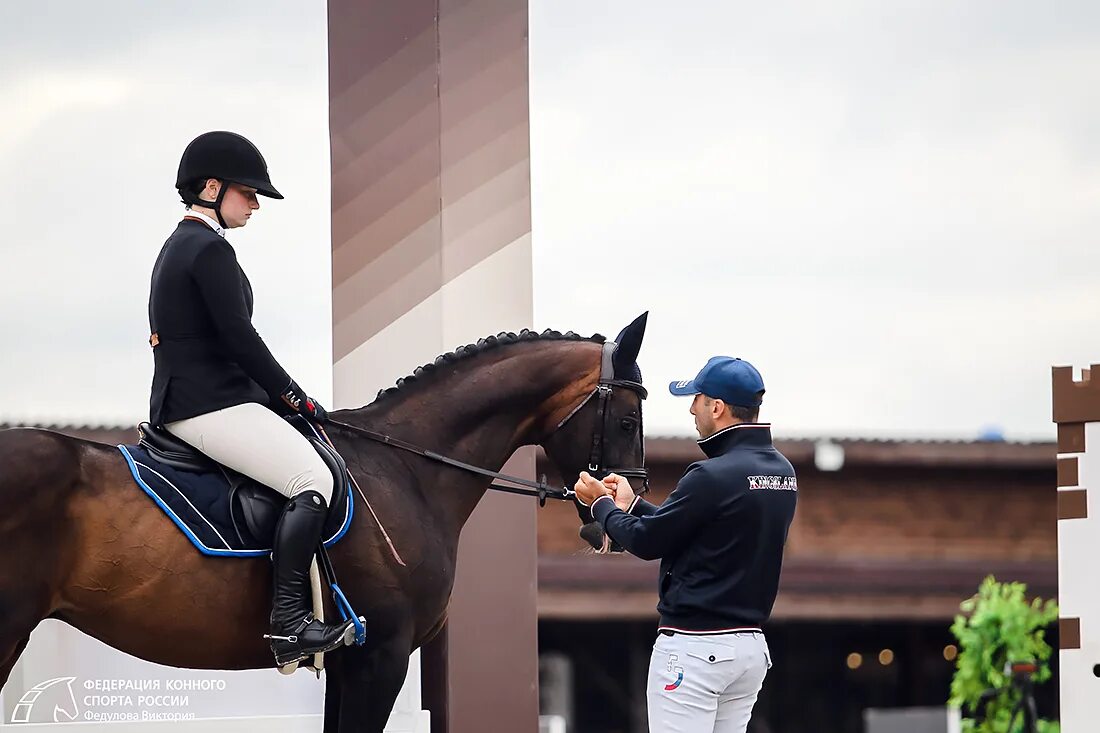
top-left (373, 329), bottom-right (606, 402)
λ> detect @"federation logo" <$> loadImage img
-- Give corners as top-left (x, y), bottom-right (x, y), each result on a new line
top-left (10, 677), bottom-right (79, 723)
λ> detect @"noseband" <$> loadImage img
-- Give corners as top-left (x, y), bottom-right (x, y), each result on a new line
top-left (557, 341), bottom-right (649, 494)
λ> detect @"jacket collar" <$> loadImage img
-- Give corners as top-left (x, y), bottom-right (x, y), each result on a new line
top-left (182, 209), bottom-right (225, 238)
top-left (697, 423), bottom-right (773, 458)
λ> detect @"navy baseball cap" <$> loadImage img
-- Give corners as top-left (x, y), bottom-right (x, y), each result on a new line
top-left (668, 356), bottom-right (765, 407)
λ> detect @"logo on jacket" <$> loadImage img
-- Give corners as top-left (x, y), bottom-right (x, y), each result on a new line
top-left (747, 475), bottom-right (798, 491)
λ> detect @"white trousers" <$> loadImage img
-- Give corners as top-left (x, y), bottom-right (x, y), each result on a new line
top-left (647, 631), bottom-right (771, 733)
top-left (166, 402), bottom-right (334, 504)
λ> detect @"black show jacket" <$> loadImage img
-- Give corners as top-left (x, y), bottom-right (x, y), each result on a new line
top-left (148, 218), bottom-right (292, 424)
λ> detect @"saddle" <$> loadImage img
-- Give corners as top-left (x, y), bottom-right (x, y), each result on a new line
top-left (126, 415), bottom-right (351, 554)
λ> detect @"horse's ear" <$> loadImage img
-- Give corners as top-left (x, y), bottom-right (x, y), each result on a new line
top-left (612, 311), bottom-right (648, 376)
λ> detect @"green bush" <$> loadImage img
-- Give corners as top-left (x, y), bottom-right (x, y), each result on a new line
top-left (949, 576), bottom-right (1059, 733)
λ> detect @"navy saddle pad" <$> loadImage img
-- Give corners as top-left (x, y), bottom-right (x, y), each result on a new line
top-left (118, 422), bottom-right (353, 558)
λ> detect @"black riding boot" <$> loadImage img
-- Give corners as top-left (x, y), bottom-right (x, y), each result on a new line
top-left (265, 490), bottom-right (355, 667)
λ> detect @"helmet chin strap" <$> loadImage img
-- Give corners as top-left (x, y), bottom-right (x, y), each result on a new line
top-left (183, 179), bottom-right (229, 228)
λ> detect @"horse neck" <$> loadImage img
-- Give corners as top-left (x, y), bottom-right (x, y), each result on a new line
top-left (339, 339), bottom-right (602, 536)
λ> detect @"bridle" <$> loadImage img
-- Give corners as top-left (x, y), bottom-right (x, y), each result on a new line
top-left (554, 341), bottom-right (649, 495)
top-left (322, 340), bottom-right (648, 505)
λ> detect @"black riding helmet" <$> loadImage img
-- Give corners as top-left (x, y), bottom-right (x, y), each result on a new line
top-left (176, 131), bottom-right (283, 227)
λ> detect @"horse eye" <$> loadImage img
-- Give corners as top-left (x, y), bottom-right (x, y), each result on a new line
top-left (620, 417), bottom-right (638, 431)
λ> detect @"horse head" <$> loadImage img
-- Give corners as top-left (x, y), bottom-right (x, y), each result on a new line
top-left (541, 312), bottom-right (649, 551)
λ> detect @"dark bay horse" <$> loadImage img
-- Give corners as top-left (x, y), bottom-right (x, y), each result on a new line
top-left (0, 319), bottom-right (648, 731)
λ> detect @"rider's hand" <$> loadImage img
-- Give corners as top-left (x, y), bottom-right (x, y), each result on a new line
top-left (574, 471), bottom-right (612, 507)
top-left (603, 473), bottom-right (636, 512)
top-left (280, 381), bottom-right (329, 421)
top-left (303, 398), bottom-right (328, 421)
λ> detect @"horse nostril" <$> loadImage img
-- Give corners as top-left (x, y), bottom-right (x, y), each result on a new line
top-left (579, 521), bottom-right (605, 550)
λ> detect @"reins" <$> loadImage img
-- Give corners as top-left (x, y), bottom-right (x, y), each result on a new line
top-left (317, 340), bottom-right (648, 508)
top-left (320, 418), bottom-right (575, 506)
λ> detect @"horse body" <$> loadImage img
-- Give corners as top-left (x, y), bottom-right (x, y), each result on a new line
top-left (1, 430), bottom-right (272, 669)
top-left (0, 328), bottom-right (645, 731)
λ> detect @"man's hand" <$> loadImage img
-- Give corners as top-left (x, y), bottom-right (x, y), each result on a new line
top-left (603, 473), bottom-right (636, 512)
top-left (574, 471), bottom-right (612, 507)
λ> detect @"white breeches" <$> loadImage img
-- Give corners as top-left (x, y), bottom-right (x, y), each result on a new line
top-left (647, 631), bottom-right (771, 733)
top-left (166, 402), bottom-right (334, 504)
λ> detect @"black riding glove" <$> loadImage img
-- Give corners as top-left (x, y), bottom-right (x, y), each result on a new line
top-left (280, 381), bottom-right (329, 421)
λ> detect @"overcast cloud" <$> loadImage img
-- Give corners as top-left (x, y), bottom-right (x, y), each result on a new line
top-left (1, 0), bottom-right (1097, 439)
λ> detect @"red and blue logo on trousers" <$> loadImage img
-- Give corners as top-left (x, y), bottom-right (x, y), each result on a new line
top-left (664, 654), bottom-right (684, 691)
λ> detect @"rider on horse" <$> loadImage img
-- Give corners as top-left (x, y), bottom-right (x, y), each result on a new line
top-left (147, 131), bottom-right (356, 667)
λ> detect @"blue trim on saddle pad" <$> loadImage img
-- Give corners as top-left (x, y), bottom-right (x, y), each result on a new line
top-left (117, 444), bottom-right (353, 558)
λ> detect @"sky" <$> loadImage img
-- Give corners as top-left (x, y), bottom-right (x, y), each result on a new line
top-left (1, 0), bottom-right (1097, 440)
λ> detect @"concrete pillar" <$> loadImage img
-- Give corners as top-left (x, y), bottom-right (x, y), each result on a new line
top-left (327, 1), bottom-right (538, 730)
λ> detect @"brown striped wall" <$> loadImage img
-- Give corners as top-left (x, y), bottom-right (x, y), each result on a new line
top-left (329, 2), bottom-right (537, 730)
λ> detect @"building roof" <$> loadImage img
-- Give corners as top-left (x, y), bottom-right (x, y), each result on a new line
top-left (645, 434), bottom-right (1055, 470)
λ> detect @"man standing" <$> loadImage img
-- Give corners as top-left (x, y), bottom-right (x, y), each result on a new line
top-left (575, 356), bottom-right (797, 733)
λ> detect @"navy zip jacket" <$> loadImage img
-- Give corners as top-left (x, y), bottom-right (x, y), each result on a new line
top-left (591, 424), bottom-right (797, 632)
top-left (148, 218), bottom-right (292, 425)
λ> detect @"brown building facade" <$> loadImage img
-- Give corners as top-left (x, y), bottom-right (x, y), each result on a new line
top-left (537, 435), bottom-right (1056, 621)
